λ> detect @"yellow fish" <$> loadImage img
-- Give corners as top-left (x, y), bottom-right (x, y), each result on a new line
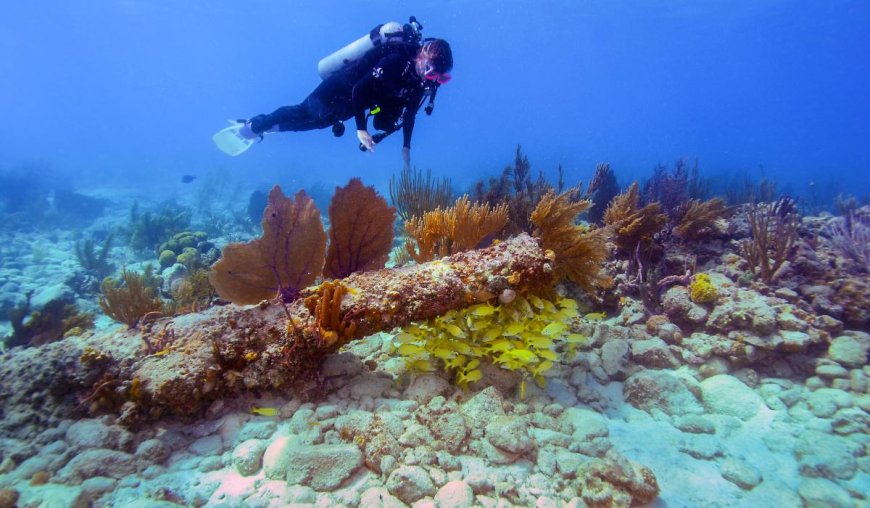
top-left (469, 304), bottom-right (496, 316)
top-left (585, 312), bottom-right (607, 321)
top-left (504, 349), bottom-right (539, 363)
top-left (558, 298), bottom-right (579, 309)
top-left (443, 323), bottom-right (466, 338)
top-left (483, 326), bottom-right (502, 340)
top-left (503, 322), bottom-right (525, 336)
top-left (250, 407), bottom-right (278, 417)
top-left (541, 321), bottom-right (566, 336)
top-left (398, 344), bottom-right (425, 356)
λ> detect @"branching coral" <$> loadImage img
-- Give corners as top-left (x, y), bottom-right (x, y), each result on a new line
top-left (740, 197), bottom-right (799, 284)
top-left (99, 270), bottom-right (165, 328)
top-left (530, 189), bottom-right (610, 292)
top-left (209, 186), bottom-right (327, 304)
top-left (125, 201), bottom-right (191, 252)
top-left (404, 196), bottom-right (509, 263)
top-left (75, 232), bottom-right (114, 277)
top-left (587, 163), bottom-right (620, 224)
top-left (827, 209), bottom-right (870, 272)
top-left (324, 178), bottom-right (396, 279)
top-left (389, 166), bottom-right (453, 222)
top-left (5, 292), bottom-right (95, 348)
top-left (471, 145), bottom-right (554, 235)
top-left (603, 182), bottom-right (667, 258)
top-left (642, 160), bottom-right (690, 217)
top-left (673, 198), bottom-right (729, 241)
top-left (168, 269), bottom-right (215, 314)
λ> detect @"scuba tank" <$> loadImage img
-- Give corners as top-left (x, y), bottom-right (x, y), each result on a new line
top-left (317, 17), bottom-right (423, 80)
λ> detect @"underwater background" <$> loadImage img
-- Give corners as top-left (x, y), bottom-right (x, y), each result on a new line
top-left (1, 2), bottom-right (869, 508)
top-left (2, 1), bottom-right (868, 198)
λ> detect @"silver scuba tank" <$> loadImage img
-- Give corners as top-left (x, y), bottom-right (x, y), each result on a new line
top-left (317, 21), bottom-right (408, 80)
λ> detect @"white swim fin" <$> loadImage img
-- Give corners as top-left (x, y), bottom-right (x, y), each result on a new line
top-left (213, 120), bottom-right (259, 156)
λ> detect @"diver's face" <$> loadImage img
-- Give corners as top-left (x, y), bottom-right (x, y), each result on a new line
top-left (416, 50), bottom-right (451, 84)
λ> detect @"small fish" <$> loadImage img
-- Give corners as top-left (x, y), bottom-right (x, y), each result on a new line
top-left (250, 407), bottom-right (278, 416)
top-left (469, 304), bottom-right (496, 316)
top-left (541, 321), bottom-right (566, 337)
top-left (181, 174), bottom-right (197, 183)
top-left (443, 323), bottom-right (466, 338)
top-left (503, 322), bottom-right (525, 336)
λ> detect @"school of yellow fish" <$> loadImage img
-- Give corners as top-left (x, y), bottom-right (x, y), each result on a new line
top-left (390, 294), bottom-right (595, 398)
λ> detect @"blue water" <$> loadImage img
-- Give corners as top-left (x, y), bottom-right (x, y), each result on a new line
top-left (2, 1), bottom-right (868, 201)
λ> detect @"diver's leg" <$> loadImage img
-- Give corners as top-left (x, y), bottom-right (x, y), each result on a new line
top-left (249, 79), bottom-right (352, 134)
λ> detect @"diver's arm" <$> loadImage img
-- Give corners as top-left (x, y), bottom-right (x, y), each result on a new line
top-left (400, 87), bottom-right (424, 149)
top-left (351, 75), bottom-right (377, 132)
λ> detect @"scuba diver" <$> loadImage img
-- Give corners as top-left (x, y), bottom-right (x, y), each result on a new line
top-left (213, 17), bottom-right (453, 170)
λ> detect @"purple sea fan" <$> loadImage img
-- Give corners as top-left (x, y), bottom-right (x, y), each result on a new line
top-left (827, 210), bottom-right (870, 273)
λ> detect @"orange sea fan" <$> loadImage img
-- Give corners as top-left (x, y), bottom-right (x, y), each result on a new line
top-left (324, 178), bottom-right (396, 279)
top-left (209, 186), bottom-right (326, 305)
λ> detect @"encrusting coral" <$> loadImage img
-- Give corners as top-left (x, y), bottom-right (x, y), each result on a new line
top-left (688, 273), bottom-right (718, 303)
top-left (94, 233), bottom-right (554, 424)
top-left (323, 178), bottom-right (396, 279)
top-left (208, 186), bottom-right (327, 304)
top-left (404, 195), bottom-right (509, 263)
top-left (530, 188), bottom-right (610, 292)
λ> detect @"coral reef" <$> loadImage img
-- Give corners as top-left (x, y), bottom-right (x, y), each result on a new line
top-left (404, 196), bottom-right (509, 263)
top-left (389, 166), bottom-right (454, 222)
top-left (58, 233), bottom-right (553, 425)
top-left (99, 270), bottom-right (165, 328)
top-left (125, 201), bottom-right (191, 252)
top-left (740, 197), bottom-right (799, 284)
top-left (530, 188), bottom-right (610, 292)
top-left (587, 163), bottom-right (620, 224)
top-left (472, 145), bottom-right (554, 235)
top-left (74, 232), bottom-right (114, 277)
top-left (603, 182), bottom-right (667, 259)
top-left (157, 231), bottom-right (217, 270)
top-left (167, 269), bottom-right (215, 315)
top-left (642, 159), bottom-right (691, 217)
top-left (673, 198), bottom-right (730, 241)
top-left (324, 178), bottom-right (396, 279)
top-left (4, 292), bottom-right (94, 348)
top-left (688, 273), bottom-right (718, 304)
top-left (208, 186), bottom-right (327, 305)
top-left (826, 208), bottom-right (870, 272)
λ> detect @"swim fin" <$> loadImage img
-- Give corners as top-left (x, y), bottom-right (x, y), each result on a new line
top-left (212, 120), bottom-right (259, 156)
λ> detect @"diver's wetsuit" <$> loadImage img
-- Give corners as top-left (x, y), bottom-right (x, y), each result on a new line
top-left (249, 44), bottom-right (425, 148)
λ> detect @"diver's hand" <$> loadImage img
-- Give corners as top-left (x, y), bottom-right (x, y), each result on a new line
top-left (357, 130), bottom-right (375, 151)
top-left (402, 147), bottom-right (411, 171)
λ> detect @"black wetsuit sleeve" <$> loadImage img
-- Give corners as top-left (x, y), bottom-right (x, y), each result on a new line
top-left (401, 88), bottom-right (424, 148)
top-left (352, 72), bottom-right (377, 131)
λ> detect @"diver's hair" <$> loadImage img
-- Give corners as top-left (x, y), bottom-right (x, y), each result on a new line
top-left (423, 39), bottom-right (453, 73)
